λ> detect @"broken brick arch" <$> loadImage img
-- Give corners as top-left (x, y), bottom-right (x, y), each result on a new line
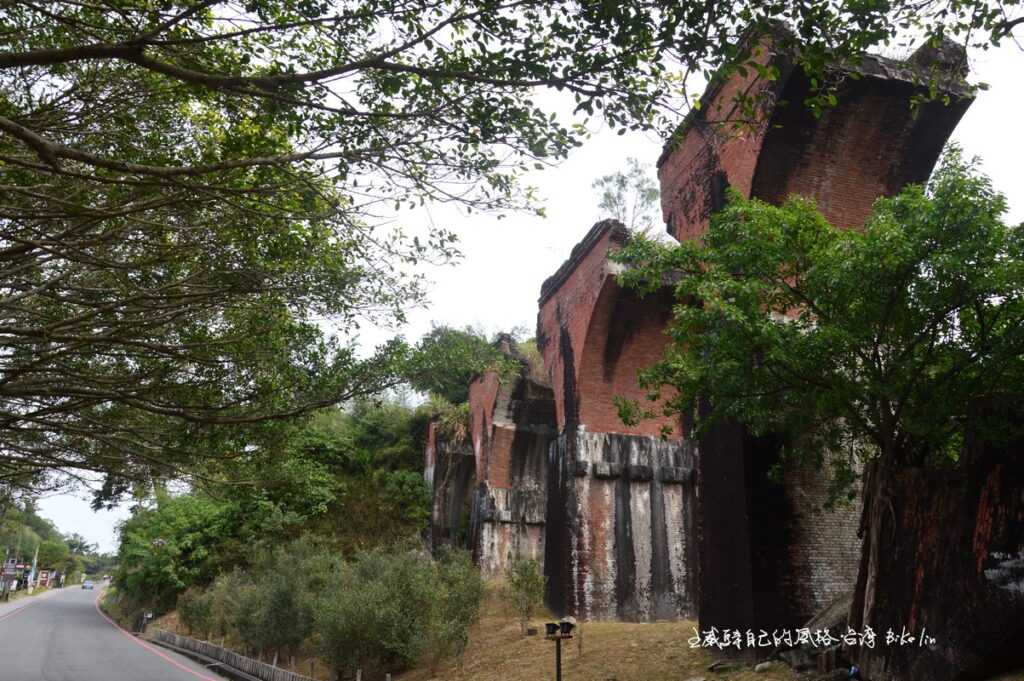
top-left (576, 270), bottom-right (679, 438)
top-left (660, 35), bottom-right (976, 638)
top-left (537, 219), bottom-right (681, 440)
top-left (747, 65), bottom-right (971, 229)
top-left (537, 220), bottom-right (698, 622)
top-left (659, 37), bottom-right (973, 244)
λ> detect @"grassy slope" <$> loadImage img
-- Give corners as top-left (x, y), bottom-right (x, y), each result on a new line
top-left (399, 590), bottom-right (798, 681)
top-left (400, 587), bottom-right (1024, 681)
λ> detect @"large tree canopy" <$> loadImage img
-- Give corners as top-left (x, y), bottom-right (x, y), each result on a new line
top-left (615, 150), bottom-right (1024, 495)
top-left (0, 1), bottom-right (1020, 494)
top-left (403, 326), bottom-right (515, 404)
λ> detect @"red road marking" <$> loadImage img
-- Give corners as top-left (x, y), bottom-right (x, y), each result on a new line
top-left (93, 590), bottom-right (222, 681)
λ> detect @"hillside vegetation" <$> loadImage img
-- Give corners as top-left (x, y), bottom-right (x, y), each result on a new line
top-left (155, 584), bottom-right (802, 681)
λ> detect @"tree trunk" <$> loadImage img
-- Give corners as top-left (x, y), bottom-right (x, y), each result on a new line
top-left (849, 438), bottom-right (1024, 680)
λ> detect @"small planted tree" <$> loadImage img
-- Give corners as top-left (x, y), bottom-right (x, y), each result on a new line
top-left (505, 559), bottom-right (546, 636)
top-left (257, 572), bottom-right (315, 667)
top-left (207, 570), bottom-right (246, 645)
top-left (229, 583), bottom-right (268, 659)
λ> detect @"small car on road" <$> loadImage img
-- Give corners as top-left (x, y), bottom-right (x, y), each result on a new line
top-left (81, 580), bottom-right (94, 590)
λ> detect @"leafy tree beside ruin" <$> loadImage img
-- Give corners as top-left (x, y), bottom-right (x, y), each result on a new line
top-left (617, 149), bottom-right (1024, 487)
top-left (615, 149), bottom-right (1024, 674)
top-left (403, 326), bottom-right (515, 405)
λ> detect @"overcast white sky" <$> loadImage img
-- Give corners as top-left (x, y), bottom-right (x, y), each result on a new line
top-left (39, 41), bottom-right (1024, 553)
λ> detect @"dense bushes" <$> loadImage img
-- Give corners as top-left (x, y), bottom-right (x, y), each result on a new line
top-left (114, 401), bottom-right (435, 612)
top-left (171, 541), bottom-right (482, 678)
top-left (178, 587), bottom-right (213, 638)
top-left (316, 545), bottom-right (482, 675)
top-left (108, 339), bottom-right (506, 677)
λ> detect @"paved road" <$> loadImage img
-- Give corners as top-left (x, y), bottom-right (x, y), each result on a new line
top-left (0, 586), bottom-right (224, 681)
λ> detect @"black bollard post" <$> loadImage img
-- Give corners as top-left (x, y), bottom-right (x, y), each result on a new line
top-left (555, 637), bottom-right (562, 681)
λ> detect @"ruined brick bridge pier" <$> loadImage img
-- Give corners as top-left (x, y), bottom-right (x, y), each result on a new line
top-left (424, 34), bottom-right (1015, 679)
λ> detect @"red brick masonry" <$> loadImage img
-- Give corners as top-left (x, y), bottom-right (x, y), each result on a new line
top-left (429, 33), bottom-right (973, 627)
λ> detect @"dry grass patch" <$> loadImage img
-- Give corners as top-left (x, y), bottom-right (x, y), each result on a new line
top-left (399, 588), bottom-right (797, 681)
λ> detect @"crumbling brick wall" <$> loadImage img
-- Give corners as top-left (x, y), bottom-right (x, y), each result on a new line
top-left (536, 220), bottom-right (697, 621)
top-left (657, 31), bottom-right (787, 243)
top-left (469, 369), bottom-right (501, 481)
top-left (781, 463), bottom-right (864, 620)
top-left (426, 419), bottom-right (476, 551)
top-left (659, 39), bottom-right (972, 242)
top-left (849, 435), bottom-right (1024, 681)
top-left (465, 342), bottom-right (556, 578)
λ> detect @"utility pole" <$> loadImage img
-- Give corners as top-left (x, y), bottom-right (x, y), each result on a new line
top-left (555, 637), bottom-right (562, 681)
top-left (0, 503), bottom-right (8, 600)
top-left (27, 542), bottom-right (38, 594)
top-left (2, 548), bottom-right (9, 601)
top-left (11, 527), bottom-right (23, 596)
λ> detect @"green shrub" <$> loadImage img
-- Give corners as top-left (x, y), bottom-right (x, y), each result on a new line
top-left (177, 587), bottom-right (213, 638)
top-left (424, 547), bottom-right (483, 672)
top-left (314, 545), bottom-right (482, 678)
top-left (315, 547), bottom-right (432, 675)
top-left (207, 570), bottom-right (245, 640)
top-left (167, 541), bottom-right (482, 676)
